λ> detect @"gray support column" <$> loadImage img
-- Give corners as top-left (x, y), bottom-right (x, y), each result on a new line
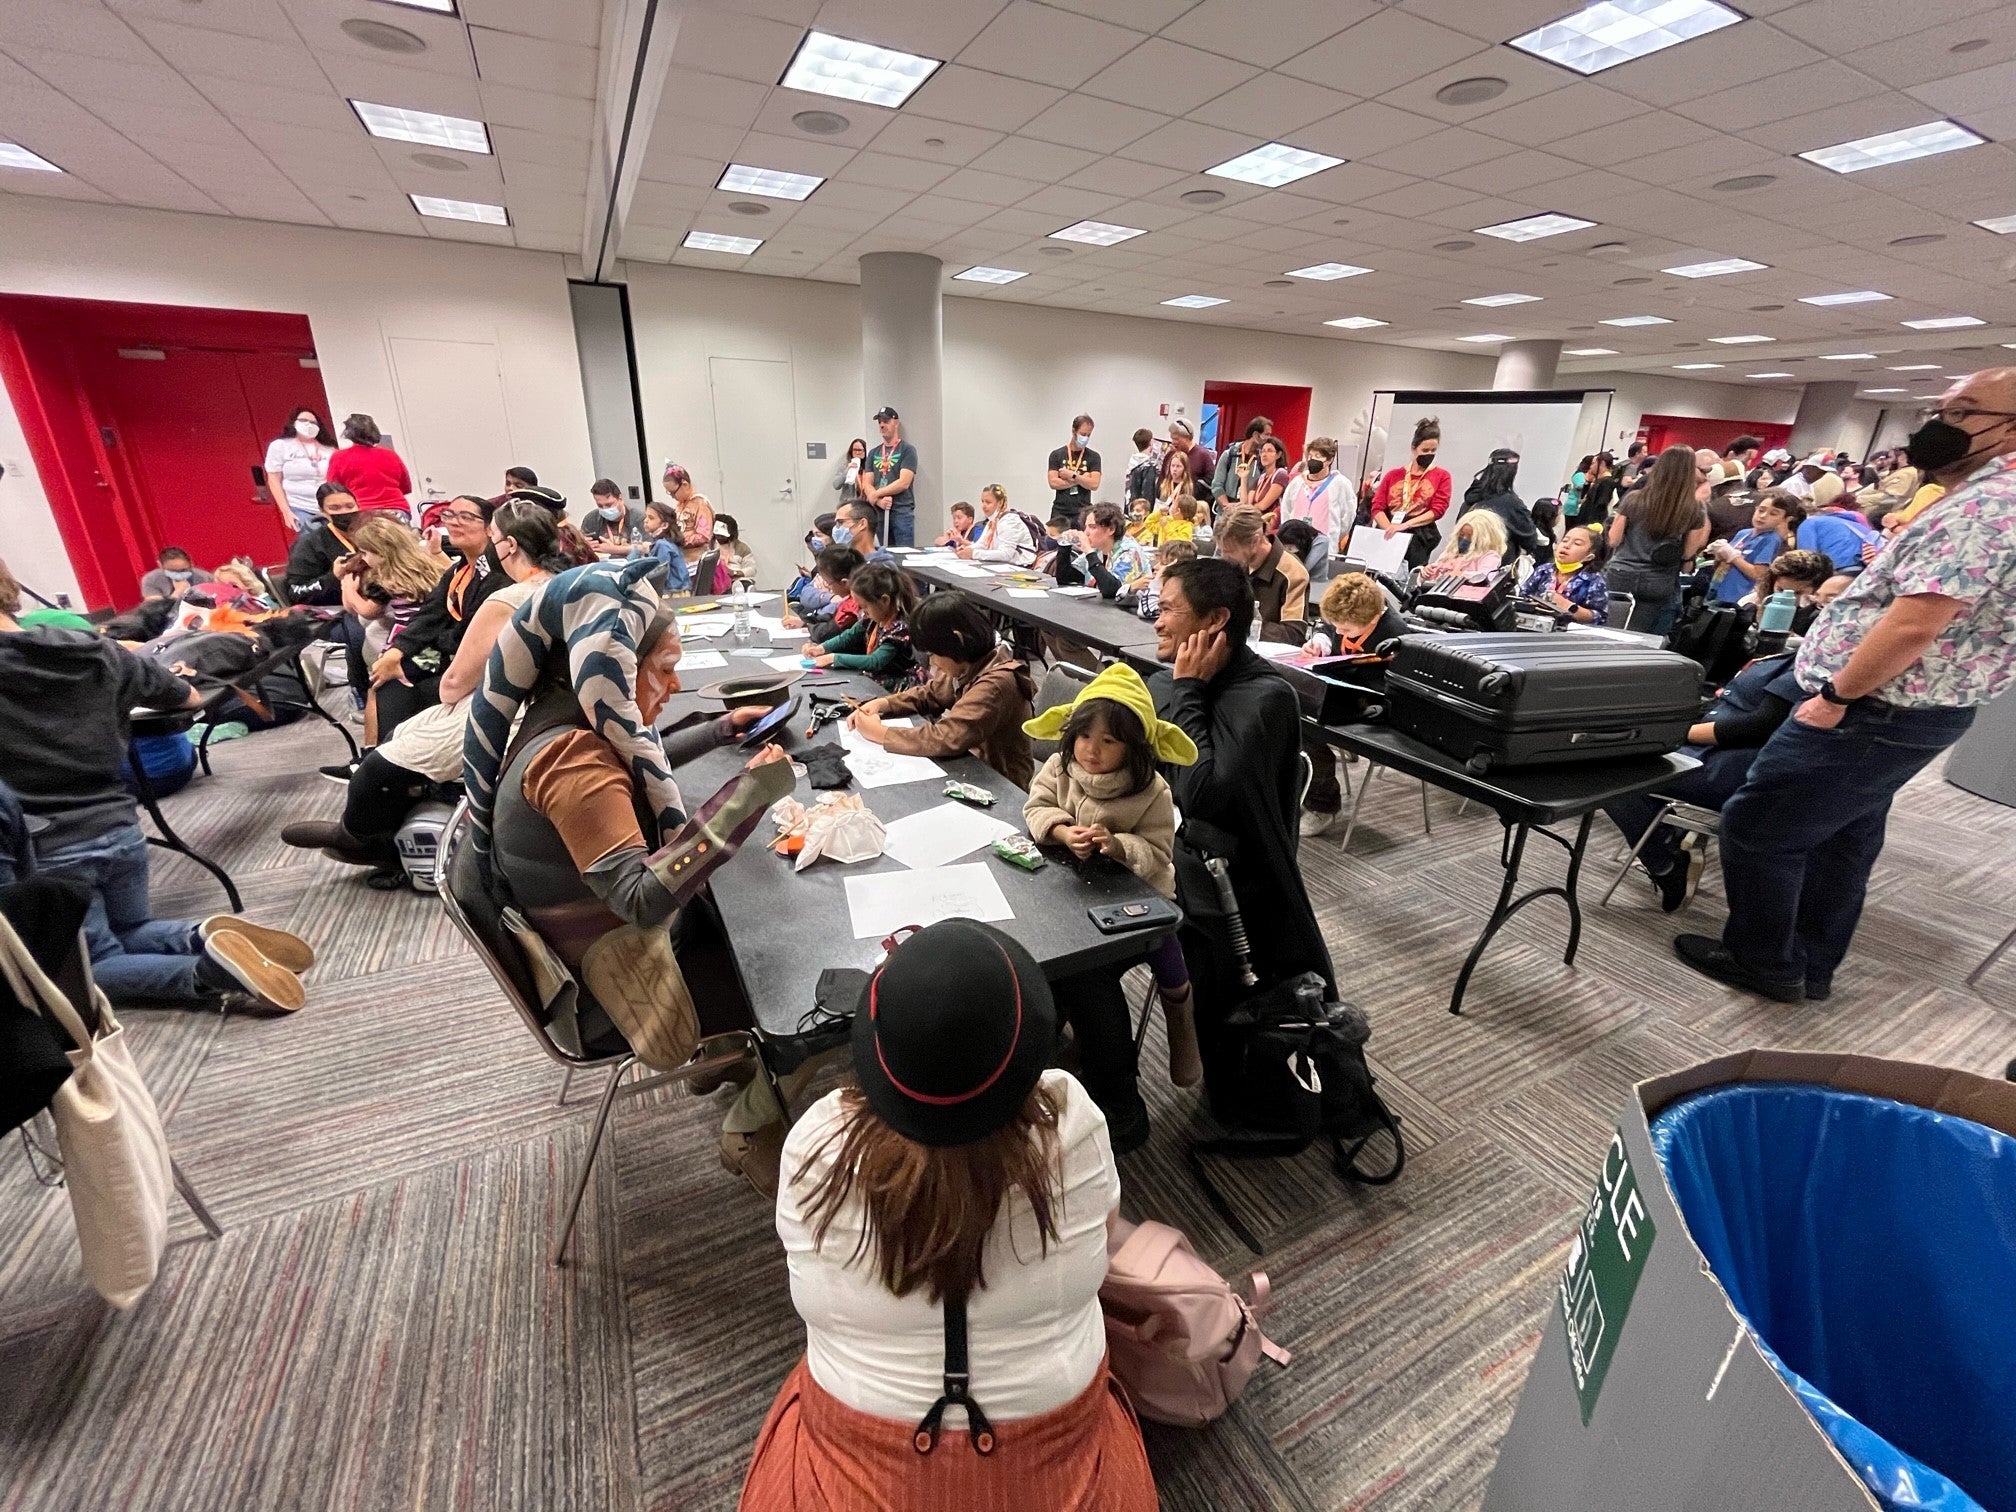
top-left (1493, 340), bottom-right (1562, 390)
top-left (859, 252), bottom-right (943, 542)
top-left (1788, 380), bottom-right (1860, 456)
top-left (567, 280), bottom-right (649, 504)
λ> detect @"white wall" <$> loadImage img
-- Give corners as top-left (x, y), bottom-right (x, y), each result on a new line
top-left (1581, 369), bottom-right (1884, 470)
top-left (0, 197), bottom-right (593, 605)
top-left (623, 262), bottom-right (1494, 576)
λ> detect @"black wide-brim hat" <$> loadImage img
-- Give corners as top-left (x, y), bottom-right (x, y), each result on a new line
top-left (851, 919), bottom-right (1055, 1149)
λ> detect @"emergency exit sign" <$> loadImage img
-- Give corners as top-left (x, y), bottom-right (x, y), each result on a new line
top-left (1560, 1129), bottom-right (1656, 1424)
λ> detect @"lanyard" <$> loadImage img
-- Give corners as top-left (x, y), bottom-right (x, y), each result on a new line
top-left (446, 559), bottom-right (477, 621)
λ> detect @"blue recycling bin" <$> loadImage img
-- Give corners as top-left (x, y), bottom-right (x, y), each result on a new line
top-left (1650, 1085), bottom-right (2016, 1512)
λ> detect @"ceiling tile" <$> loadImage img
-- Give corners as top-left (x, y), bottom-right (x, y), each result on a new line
top-left (1674, 64), bottom-right (1872, 133)
top-left (1548, 111), bottom-right (1718, 169)
top-left (471, 28), bottom-right (599, 98)
top-left (1277, 9), bottom-right (1486, 96)
top-left (1397, 0), bottom-right (1574, 42)
top-left (652, 67), bottom-right (771, 135)
top-left (276, 0), bottom-right (470, 77)
top-left (1439, 147), bottom-right (1581, 195)
top-left (955, 3), bottom-right (1145, 90)
top-left (721, 129), bottom-right (857, 177)
top-left (1020, 94), bottom-right (1169, 154)
top-left (1035, 0), bottom-right (1203, 29)
top-left (903, 65), bottom-right (1066, 132)
top-left (967, 135), bottom-right (1103, 183)
top-left (1293, 100), bottom-right (1443, 160)
top-left (1082, 37), bottom-right (1256, 116)
top-left (197, 76), bottom-right (359, 132)
top-left (1112, 117), bottom-right (1257, 172)
top-left (109, 0), bottom-right (298, 44)
top-left (1738, 95), bottom-right (1943, 155)
top-left (1469, 84), bottom-right (1648, 148)
top-left (1188, 72), bottom-right (1356, 139)
top-left (12, 2), bottom-right (168, 59)
top-left (1355, 179), bottom-right (1480, 218)
top-left (125, 18), bottom-right (325, 89)
top-left (669, 8), bottom-right (806, 84)
top-left (1163, 0), bottom-right (1375, 67)
top-left (832, 150), bottom-right (955, 192)
top-left (1384, 49), bottom-right (1574, 129)
top-left (810, 0), bottom-right (1006, 57)
top-left (932, 165), bottom-right (1049, 205)
top-left (319, 53), bottom-right (482, 113)
top-left (1604, 26), bottom-right (1822, 108)
top-left (1770, 0), bottom-right (2004, 54)
top-left (1363, 126), bottom-right (1513, 178)
top-left (1059, 156), bottom-right (1188, 197)
top-left (502, 125), bottom-right (594, 173)
top-left (1843, 16), bottom-right (2016, 90)
top-left (746, 87), bottom-right (886, 149)
top-left (871, 113), bottom-right (1005, 166)
top-left (461, 0), bottom-right (604, 46)
top-left (1910, 55), bottom-right (2016, 117)
top-left (901, 191), bottom-right (996, 226)
top-left (1272, 159), bottom-right (1417, 206)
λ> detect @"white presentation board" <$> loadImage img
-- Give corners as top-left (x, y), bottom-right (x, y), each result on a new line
top-left (1365, 391), bottom-right (1613, 534)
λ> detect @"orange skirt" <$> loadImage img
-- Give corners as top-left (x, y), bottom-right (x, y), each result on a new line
top-left (737, 1355), bottom-right (1157, 1512)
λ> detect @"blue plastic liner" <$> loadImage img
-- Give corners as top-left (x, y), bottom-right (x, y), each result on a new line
top-left (1650, 1084), bottom-right (2016, 1512)
top-left (119, 732), bottom-right (196, 800)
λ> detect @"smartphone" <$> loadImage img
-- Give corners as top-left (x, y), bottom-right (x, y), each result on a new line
top-left (738, 697), bottom-right (799, 749)
top-left (1088, 897), bottom-right (1181, 935)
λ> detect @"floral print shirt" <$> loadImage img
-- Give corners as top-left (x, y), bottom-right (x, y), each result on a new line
top-left (1795, 454), bottom-right (2016, 708)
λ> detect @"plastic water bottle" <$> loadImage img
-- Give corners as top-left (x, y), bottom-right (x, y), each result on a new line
top-left (1760, 589), bottom-right (1797, 634)
top-left (733, 582), bottom-right (752, 645)
top-left (1251, 601), bottom-right (1264, 643)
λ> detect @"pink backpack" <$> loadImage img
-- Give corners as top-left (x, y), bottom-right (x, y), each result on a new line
top-left (1099, 1217), bottom-right (1289, 1426)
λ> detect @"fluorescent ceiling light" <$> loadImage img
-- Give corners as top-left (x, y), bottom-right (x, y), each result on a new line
top-left (1464, 293), bottom-right (1542, 307)
top-left (1287, 262), bottom-right (1372, 280)
top-left (1862, 388), bottom-right (1909, 394)
top-left (1818, 352), bottom-right (1875, 360)
top-left (1672, 363), bottom-right (1723, 370)
top-left (1800, 290), bottom-right (1890, 306)
top-left (2004, 343), bottom-right (2016, 350)
top-left (1325, 316), bottom-right (1387, 329)
top-left (683, 230), bottom-right (762, 254)
top-left (1601, 314), bottom-right (1673, 326)
top-left (954, 266), bottom-right (1026, 284)
top-left (1799, 120), bottom-right (1985, 175)
top-left (1888, 364), bottom-right (1940, 371)
top-left (1900, 315), bottom-right (1983, 330)
top-left (1710, 334), bottom-right (1774, 344)
top-left (1458, 333), bottom-right (1513, 343)
top-left (780, 31), bottom-right (941, 109)
top-left (1205, 141), bottom-right (1344, 188)
top-left (1662, 257), bottom-right (1768, 278)
top-left (1510, 0), bottom-right (1742, 76)
top-left (1474, 211), bottom-right (1597, 242)
top-left (717, 164), bottom-right (823, 201)
top-left (1163, 295), bottom-right (1229, 308)
top-left (351, 100), bottom-right (490, 154)
top-left (1973, 213), bottom-right (2016, 235)
top-left (1747, 372), bottom-right (1796, 379)
top-left (1050, 220), bottom-right (1144, 246)
top-left (1564, 347), bottom-right (1617, 356)
top-left (0, 141), bottom-right (63, 173)
top-left (383, 0), bottom-right (457, 10)
top-left (410, 194), bottom-right (508, 224)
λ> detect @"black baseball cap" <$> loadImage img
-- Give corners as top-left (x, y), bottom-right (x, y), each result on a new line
top-left (851, 919), bottom-right (1054, 1148)
top-left (873, 405), bottom-right (899, 421)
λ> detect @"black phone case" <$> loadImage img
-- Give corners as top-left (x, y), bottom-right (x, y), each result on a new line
top-left (1088, 897), bottom-right (1181, 935)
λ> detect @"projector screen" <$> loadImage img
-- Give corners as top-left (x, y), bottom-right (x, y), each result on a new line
top-left (1364, 390), bottom-right (1613, 545)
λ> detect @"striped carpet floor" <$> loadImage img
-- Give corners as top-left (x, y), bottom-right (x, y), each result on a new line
top-left (4, 704), bottom-right (2013, 1511)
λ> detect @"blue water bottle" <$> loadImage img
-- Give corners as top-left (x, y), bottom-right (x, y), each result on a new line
top-left (1760, 589), bottom-right (1797, 634)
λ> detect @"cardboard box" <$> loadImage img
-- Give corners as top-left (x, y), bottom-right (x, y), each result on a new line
top-left (1483, 1050), bottom-right (2016, 1512)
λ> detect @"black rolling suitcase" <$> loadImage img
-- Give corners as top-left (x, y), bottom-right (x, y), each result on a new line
top-left (1384, 633), bottom-right (1701, 772)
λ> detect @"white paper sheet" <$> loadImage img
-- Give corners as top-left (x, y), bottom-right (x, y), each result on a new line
top-left (937, 562), bottom-right (997, 579)
top-left (880, 802), bottom-right (1016, 870)
top-left (1051, 585), bottom-right (1099, 598)
top-left (844, 863), bottom-right (1014, 939)
top-left (1251, 640), bottom-right (1302, 662)
top-left (839, 724), bottom-right (944, 788)
top-left (678, 649), bottom-right (728, 670)
top-left (1006, 588), bottom-right (1051, 599)
top-left (679, 618), bottom-right (732, 639)
top-left (764, 653), bottom-right (808, 671)
top-left (1345, 526), bottom-right (1410, 577)
top-left (730, 647), bottom-right (775, 658)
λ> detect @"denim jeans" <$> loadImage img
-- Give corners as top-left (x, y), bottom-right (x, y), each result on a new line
top-left (1718, 700), bottom-right (1977, 986)
top-left (886, 501), bottom-right (915, 548)
top-left (1603, 744), bottom-right (1757, 875)
top-left (35, 823), bottom-right (208, 1003)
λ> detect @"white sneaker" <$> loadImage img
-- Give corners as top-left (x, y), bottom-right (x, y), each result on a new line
top-left (1299, 808), bottom-right (1339, 838)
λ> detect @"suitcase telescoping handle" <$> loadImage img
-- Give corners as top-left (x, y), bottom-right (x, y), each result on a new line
top-left (1204, 857), bottom-right (1261, 989)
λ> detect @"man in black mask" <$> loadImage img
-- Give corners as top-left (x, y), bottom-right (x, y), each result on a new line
top-left (285, 482), bottom-right (362, 605)
top-left (1676, 367), bottom-right (2016, 1003)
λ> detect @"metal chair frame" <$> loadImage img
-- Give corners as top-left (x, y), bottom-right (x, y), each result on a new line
top-left (436, 803), bottom-right (785, 1265)
top-left (1598, 797), bottom-right (1723, 908)
top-left (1968, 921), bottom-right (2016, 991)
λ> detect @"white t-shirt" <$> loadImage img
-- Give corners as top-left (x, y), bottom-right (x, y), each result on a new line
top-left (973, 508), bottom-right (1037, 564)
top-left (776, 1069), bottom-right (1118, 1425)
top-left (263, 436), bottom-right (334, 518)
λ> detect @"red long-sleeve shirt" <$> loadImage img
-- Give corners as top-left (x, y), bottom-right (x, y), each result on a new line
top-left (1371, 465), bottom-right (1452, 524)
top-left (326, 442), bottom-right (413, 513)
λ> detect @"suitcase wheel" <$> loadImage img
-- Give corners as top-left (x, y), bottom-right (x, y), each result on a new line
top-left (1464, 750), bottom-right (1493, 774)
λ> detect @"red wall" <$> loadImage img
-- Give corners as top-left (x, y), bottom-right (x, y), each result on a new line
top-left (1637, 413), bottom-right (1793, 458)
top-left (0, 294), bottom-right (326, 609)
top-left (1203, 381), bottom-right (1313, 462)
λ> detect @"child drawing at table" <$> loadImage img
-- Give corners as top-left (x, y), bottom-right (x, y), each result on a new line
top-left (1021, 662), bottom-right (1203, 1088)
top-left (806, 562), bottom-right (916, 691)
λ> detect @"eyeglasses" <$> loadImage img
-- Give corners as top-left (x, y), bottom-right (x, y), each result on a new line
top-left (1917, 405), bottom-right (2016, 425)
top-left (439, 509), bottom-right (486, 524)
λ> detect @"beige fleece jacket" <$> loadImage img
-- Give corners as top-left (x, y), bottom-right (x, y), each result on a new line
top-left (1023, 755), bottom-right (1176, 898)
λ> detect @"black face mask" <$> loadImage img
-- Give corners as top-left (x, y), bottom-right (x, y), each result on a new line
top-left (1904, 417), bottom-right (1978, 473)
top-left (1416, 451), bottom-right (1435, 468)
top-left (326, 512), bottom-right (358, 531)
top-left (1306, 458), bottom-right (1324, 475)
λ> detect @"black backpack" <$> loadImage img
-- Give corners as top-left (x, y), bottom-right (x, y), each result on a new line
top-left (1189, 971), bottom-right (1404, 1253)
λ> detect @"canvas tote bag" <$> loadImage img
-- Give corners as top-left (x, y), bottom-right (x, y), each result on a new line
top-left (0, 913), bottom-right (172, 1309)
